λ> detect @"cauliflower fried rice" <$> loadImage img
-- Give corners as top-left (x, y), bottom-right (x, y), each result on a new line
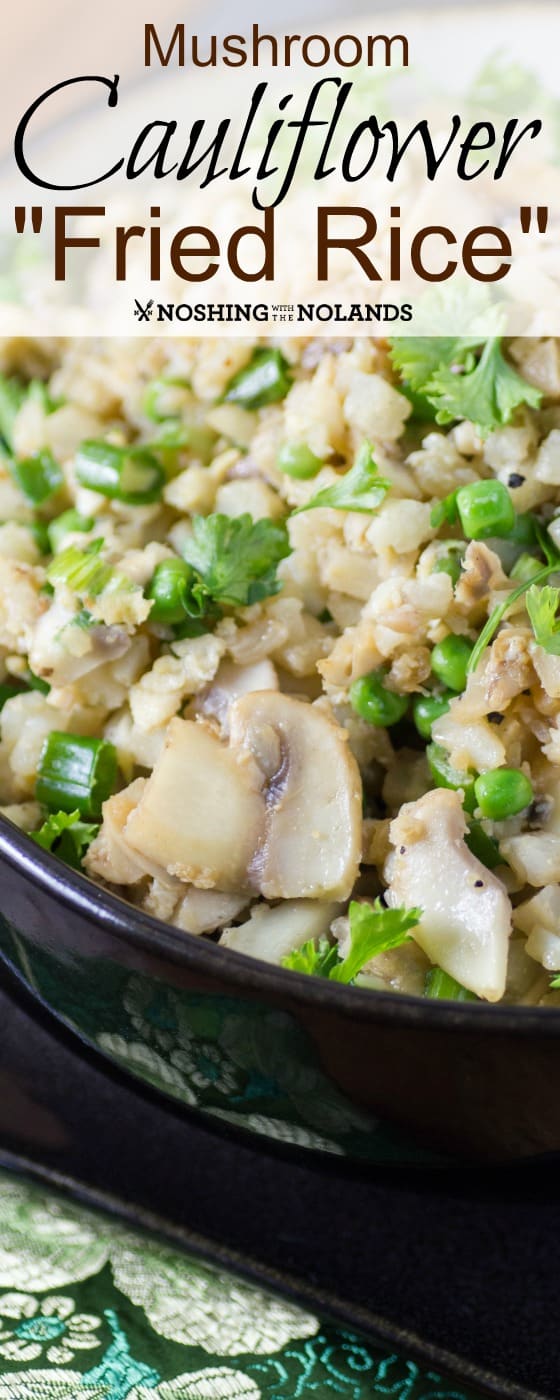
top-left (0, 333), bottom-right (560, 1005)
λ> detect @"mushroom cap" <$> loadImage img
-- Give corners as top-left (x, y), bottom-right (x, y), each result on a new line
top-left (124, 717), bottom-right (264, 891)
top-left (230, 690), bottom-right (362, 901)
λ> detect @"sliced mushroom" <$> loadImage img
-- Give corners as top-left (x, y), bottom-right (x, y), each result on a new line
top-left (220, 899), bottom-right (341, 964)
top-left (385, 788), bottom-right (512, 1002)
top-left (174, 887), bottom-right (250, 935)
top-left (124, 717), bottom-right (264, 891)
top-left (102, 689), bottom-right (362, 903)
top-left (229, 690), bottom-right (362, 900)
top-left (194, 658), bottom-right (278, 735)
top-left (85, 779), bottom-right (182, 888)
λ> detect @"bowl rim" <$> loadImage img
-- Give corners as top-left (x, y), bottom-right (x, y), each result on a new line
top-left (1, 814), bottom-right (559, 1036)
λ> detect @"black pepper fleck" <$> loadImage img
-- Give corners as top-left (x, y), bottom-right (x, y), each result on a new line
top-left (399, 846), bottom-right (406, 855)
top-left (507, 472), bottom-right (525, 488)
top-left (488, 711), bottom-right (504, 725)
top-left (527, 797), bottom-right (553, 829)
top-left (474, 879), bottom-right (484, 888)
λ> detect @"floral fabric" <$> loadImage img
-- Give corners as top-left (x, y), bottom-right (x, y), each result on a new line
top-left (0, 1170), bottom-right (485, 1399)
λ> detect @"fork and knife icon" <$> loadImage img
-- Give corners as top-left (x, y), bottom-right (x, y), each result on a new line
top-left (134, 299), bottom-right (155, 321)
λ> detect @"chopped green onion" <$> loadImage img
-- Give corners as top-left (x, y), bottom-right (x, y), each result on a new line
top-left (143, 376), bottom-right (189, 422)
top-left (350, 671), bottom-right (409, 728)
top-left (510, 552), bottom-right (544, 584)
top-left (9, 449), bottom-right (63, 505)
top-left (171, 617), bottom-right (209, 640)
top-left (427, 741), bottom-right (477, 812)
top-left (48, 509), bottom-right (94, 554)
top-left (277, 443), bottom-right (322, 480)
top-left (0, 376), bottom-right (25, 449)
top-left (412, 691), bottom-right (453, 740)
top-left (26, 668), bottom-right (50, 695)
top-left (474, 768), bottom-right (533, 820)
top-left (29, 519), bottom-right (51, 555)
top-left (148, 420), bottom-right (216, 463)
top-left (425, 967), bottom-right (477, 1001)
top-left (36, 733), bottom-right (118, 819)
top-left (75, 441), bottom-right (165, 504)
top-left (47, 539), bottom-right (111, 597)
top-left (0, 683), bottom-right (21, 710)
top-left (224, 349), bottom-right (292, 409)
top-left (466, 820), bottom-right (503, 869)
top-left (145, 558), bottom-right (207, 625)
top-left (430, 634), bottom-right (473, 693)
top-left (456, 480), bottom-right (515, 541)
top-left (26, 379), bottom-right (60, 415)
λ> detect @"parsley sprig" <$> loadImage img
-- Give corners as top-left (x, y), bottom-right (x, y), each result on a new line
top-left (389, 337), bottom-right (541, 438)
top-left (282, 899), bottom-right (422, 984)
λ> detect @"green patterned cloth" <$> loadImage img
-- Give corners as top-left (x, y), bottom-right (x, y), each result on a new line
top-left (0, 1169), bottom-right (484, 1399)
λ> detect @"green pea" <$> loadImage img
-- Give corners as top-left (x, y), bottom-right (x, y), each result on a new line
top-left (431, 635), bottom-right (473, 693)
top-left (145, 558), bottom-right (203, 625)
top-left (350, 671), bottom-right (409, 728)
top-left (474, 768), bottom-right (533, 821)
top-left (427, 742), bottom-right (477, 813)
top-left (412, 691), bottom-right (453, 740)
top-left (456, 480), bottom-right (516, 541)
top-left (277, 443), bottom-right (322, 480)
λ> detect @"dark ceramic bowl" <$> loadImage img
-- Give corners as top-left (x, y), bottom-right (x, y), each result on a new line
top-left (1, 814), bottom-right (559, 1167)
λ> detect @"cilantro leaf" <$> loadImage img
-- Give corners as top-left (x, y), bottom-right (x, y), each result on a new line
top-left (389, 337), bottom-right (478, 391)
top-left (182, 513), bottom-right (291, 608)
top-left (426, 338), bottom-right (541, 437)
top-left (294, 443), bottom-right (390, 516)
top-left (282, 899), bottom-right (422, 985)
top-left (0, 375), bottom-right (58, 452)
top-left (389, 337), bottom-right (541, 439)
top-left (282, 937), bottom-right (339, 978)
top-left (526, 583), bottom-right (560, 654)
top-left (330, 899), bottom-right (422, 983)
top-left (32, 809), bottom-right (99, 870)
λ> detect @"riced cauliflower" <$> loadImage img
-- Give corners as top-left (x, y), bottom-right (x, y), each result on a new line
top-left (0, 331), bottom-right (559, 1005)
